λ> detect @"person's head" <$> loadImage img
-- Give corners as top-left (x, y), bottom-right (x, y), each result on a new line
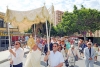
top-left (61, 40), bottom-right (65, 45)
top-left (89, 39), bottom-right (91, 42)
top-left (80, 39), bottom-right (83, 43)
top-left (71, 45), bottom-right (74, 49)
top-left (14, 41), bottom-right (21, 49)
top-left (68, 39), bottom-right (70, 42)
top-left (94, 43), bottom-right (98, 47)
top-left (36, 38), bottom-right (40, 43)
top-left (87, 42), bottom-right (92, 48)
top-left (57, 39), bottom-right (61, 45)
top-left (58, 45), bottom-right (61, 52)
top-left (85, 40), bottom-right (88, 44)
top-left (32, 44), bottom-right (38, 51)
top-left (53, 43), bottom-right (59, 52)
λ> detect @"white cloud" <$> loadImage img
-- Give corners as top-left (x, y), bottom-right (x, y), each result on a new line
top-left (0, 0), bottom-right (100, 13)
top-left (74, 0), bottom-right (84, 5)
top-left (83, 0), bottom-right (100, 10)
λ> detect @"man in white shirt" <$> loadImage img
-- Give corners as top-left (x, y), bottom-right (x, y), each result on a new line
top-left (9, 41), bottom-right (24, 67)
top-left (44, 43), bottom-right (64, 67)
top-left (25, 35), bottom-right (29, 48)
top-left (36, 38), bottom-right (42, 50)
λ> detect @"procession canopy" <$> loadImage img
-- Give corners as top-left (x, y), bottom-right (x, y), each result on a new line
top-left (4, 5), bottom-right (54, 32)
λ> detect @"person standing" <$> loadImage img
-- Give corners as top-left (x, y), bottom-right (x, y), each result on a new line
top-left (67, 45), bottom-right (79, 67)
top-left (84, 42), bottom-right (95, 67)
top-left (9, 41), bottom-right (24, 67)
top-left (36, 38), bottom-right (42, 51)
top-left (65, 39), bottom-right (71, 55)
top-left (25, 37), bottom-right (41, 67)
top-left (61, 40), bottom-right (66, 60)
top-left (93, 43), bottom-right (99, 62)
top-left (44, 43), bottom-right (64, 67)
top-left (25, 35), bottom-right (29, 48)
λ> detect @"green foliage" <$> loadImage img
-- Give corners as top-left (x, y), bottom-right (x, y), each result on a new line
top-left (51, 5), bottom-right (100, 36)
top-left (25, 28), bottom-right (32, 33)
top-left (25, 21), bottom-right (52, 37)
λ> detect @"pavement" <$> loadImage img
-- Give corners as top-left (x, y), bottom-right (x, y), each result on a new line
top-left (0, 47), bottom-right (100, 67)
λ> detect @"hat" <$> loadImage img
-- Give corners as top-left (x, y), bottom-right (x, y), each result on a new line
top-left (87, 42), bottom-right (92, 45)
top-left (71, 45), bottom-right (74, 48)
top-left (27, 35), bottom-right (35, 50)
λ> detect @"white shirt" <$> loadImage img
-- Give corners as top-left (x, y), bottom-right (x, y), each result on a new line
top-left (48, 51), bottom-right (64, 67)
top-left (37, 43), bottom-right (42, 50)
top-left (25, 36), bottom-right (29, 41)
top-left (11, 47), bottom-right (24, 65)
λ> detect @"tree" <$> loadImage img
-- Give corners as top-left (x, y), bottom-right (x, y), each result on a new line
top-left (53, 5), bottom-right (100, 39)
top-left (56, 10), bottom-right (78, 36)
top-left (25, 21), bottom-right (52, 37)
top-left (73, 5), bottom-right (100, 40)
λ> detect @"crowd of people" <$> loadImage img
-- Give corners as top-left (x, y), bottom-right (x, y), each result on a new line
top-left (8, 36), bottom-right (100, 67)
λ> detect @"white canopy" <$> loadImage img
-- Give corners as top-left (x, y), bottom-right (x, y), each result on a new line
top-left (4, 5), bottom-right (54, 32)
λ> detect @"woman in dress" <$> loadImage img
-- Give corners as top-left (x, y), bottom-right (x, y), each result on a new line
top-left (67, 45), bottom-right (79, 67)
top-left (93, 43), bottom-right (99, 62)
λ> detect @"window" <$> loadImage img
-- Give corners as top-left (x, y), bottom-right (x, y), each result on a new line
top-left (0, 36), bottom-right (9, 51)
top-left (0, 19), bottom-right (3, 28)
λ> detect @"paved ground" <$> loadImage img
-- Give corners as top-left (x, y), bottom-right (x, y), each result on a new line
top-left (0, 48), bottom-right (100, 67)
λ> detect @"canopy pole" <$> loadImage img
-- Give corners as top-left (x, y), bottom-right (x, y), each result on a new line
top-left (34, 24), bottom-right (36, 42)
top-left (46, 21), bottom-right (49, 51)
top-left (6, 6), bottom-right (11, 49)
top-left (49, 22), bottom-right (51, 42)
top-left (8, 23), bottom-right (11, 49)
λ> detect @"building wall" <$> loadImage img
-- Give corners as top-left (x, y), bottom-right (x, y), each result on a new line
top-left (86, 30), bottom-right (100, 37)
top-left (93, 30), bottom-right (100, 37)
top-left (54, 10), bottom-right (64, 26)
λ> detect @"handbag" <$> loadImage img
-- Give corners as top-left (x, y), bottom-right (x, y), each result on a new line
top-left (71, 50), bottom-right (78, 61)
top-left (65, 59), bottom-right (69, 66)
top-left (74, 55), bottom-right (78, 61)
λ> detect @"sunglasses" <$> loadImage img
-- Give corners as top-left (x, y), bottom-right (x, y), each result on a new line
top-left (53, 46), bottom-right (57, 47)
top-left (88, 44), bottom-right (91, 45)
top-left (15, 44), bottom-right (18, 45)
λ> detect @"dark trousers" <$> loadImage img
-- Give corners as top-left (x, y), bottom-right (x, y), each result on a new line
top-left (13, 63), bottom-right (23, 67)
top-left (10, 64), bottom-right (12, 67)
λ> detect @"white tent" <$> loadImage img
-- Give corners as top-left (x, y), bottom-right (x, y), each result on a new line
top-left (4, 5), bottom-right (54, 50)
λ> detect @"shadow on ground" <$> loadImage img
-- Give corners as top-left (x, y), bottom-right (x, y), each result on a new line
top-left (75, 65), bottom-right (79, 67)
top-left (41, 61), bottom-right (47, 67)
top-left (94, 61), bottom-right (100, 66)
top-left (98, 55), bottom-right (100, 56)
top-left (69, 65), bottom-right (79, 67)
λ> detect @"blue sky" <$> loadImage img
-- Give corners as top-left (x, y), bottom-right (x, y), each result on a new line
top-left (0, 0), bottom-right (100, 13)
